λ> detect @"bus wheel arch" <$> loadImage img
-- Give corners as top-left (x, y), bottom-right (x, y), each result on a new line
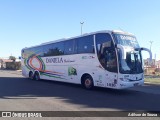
top-left (81, 73), bottom-right (94, 90)
top-left (33, 71), bottom-right (40, 80)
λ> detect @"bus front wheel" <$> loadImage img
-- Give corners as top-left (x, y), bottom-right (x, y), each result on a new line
top-left (82, 75), bottom-right (94, 90)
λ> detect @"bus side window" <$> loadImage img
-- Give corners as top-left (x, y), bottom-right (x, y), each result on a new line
top-left (43, 42), bottom-right (64, 57)
top-left (96, 33), bottom-right (113, 54)
top-left (64, 40), bottom-right (74, 55)
top-left (77, 35), bottom-right (94, 54)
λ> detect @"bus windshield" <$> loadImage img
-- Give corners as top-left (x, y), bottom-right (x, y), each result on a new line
top-left (118, 49), bottom-right (143, 74)
top-left (114, 34), bottom-right (140, 48)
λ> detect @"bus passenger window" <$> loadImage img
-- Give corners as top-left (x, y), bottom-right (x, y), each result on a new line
top-left (77, 35), bottom-right (94, 54)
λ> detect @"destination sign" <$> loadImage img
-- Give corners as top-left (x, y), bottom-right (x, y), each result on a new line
top-left (120, 35), bottom-right (136, 41)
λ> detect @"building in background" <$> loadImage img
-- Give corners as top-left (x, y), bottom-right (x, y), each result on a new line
top-left (0, 59), bottom-right (13, 69)
top-left (144, 58), bottom-right (160, 75)
top-left (0, 58), bottom-right (21, 70)
top-left (155, 60), bottom-right (160, 72)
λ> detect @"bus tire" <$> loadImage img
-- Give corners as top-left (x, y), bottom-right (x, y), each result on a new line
top-left (82, 75), bottom-right (94, 90)
top-left (34, 72), bottom-right (40, 81)
top-left (29, 71), bottom-right (34, 80)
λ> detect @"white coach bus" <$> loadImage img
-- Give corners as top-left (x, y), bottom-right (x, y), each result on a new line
top-left (21, 30), bottom-right (152, 89)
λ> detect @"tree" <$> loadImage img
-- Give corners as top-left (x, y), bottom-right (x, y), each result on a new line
top-left (9, 56), bottom-right (16, 62)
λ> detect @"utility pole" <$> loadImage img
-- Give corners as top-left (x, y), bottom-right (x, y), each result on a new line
top-left (80, 22), bottom-right (84, 35)
top-left (149, 41), bottom-right (153, 51)
top-left (149, 41), bottom-right (153, 66)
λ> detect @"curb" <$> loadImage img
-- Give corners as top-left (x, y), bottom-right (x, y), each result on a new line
top-left (144, 82), bottom-right (160, 85)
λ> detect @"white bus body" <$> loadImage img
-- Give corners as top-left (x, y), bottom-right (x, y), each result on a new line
top-left (21, 30), bottom-right (152, 89)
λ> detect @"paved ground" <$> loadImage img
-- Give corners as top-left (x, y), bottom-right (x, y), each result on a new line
top-left (0, 70), bottom-right (160, 120)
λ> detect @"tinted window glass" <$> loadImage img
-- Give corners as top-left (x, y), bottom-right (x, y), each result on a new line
top-left (22, 49), bottom-right (28, 59)
top-left (64, 40), bottom-right (74, 55)
top-left (43, 42), bottom-right (64, 57)
top-left (98, 48), bottom-right (117, 72)
top-left (77, 35), bottom-right (94, 54)
top-left (55, 42), bottom-right (64, 55)
top-left (96, 33), bottom-right (113, 52)
top-left (114, 34), bottom-right (139, 48)
top-left (105, 50), bottom-right (117, 72)
top-left (43, 44), bottom-right (53, 57)
top-left (26, 48), bottom-right (34, 57)
top-left (33, 46), bottom-right (43, 57)
top-left (22, 48), bottom-right (35, 58)
top-left (96, 33), bottom-right (117, 72)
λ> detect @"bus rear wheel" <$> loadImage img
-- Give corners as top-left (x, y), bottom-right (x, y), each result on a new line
top-left (29, 71), bottom-right (33, 79)
top-left (82, 75), bottom-right (94, 90)
top-left (34, 72), bottom-right (40, 81)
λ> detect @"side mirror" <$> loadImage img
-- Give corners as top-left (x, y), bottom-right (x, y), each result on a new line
top-left (19, 56), bottom-right (21, 60)
top-left (141, 47), bottom-right (152, 64)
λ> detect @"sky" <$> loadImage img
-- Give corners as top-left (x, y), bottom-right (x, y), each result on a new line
top-left (0, 0), bottom-right (160, 60)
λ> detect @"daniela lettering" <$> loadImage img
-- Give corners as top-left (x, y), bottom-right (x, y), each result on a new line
top-left (46, 57), bottom-right (63, 63)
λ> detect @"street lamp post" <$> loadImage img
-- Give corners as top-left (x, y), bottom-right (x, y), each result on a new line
top-left (149, 41), bottom-right (153, 51)
top-left (149, 41), bottom-right (153, 66)
top-left (80, 22), bottom-right (84, 35)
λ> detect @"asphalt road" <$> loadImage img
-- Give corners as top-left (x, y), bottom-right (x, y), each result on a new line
top-left (0, 70), bottom-right (160, 120)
